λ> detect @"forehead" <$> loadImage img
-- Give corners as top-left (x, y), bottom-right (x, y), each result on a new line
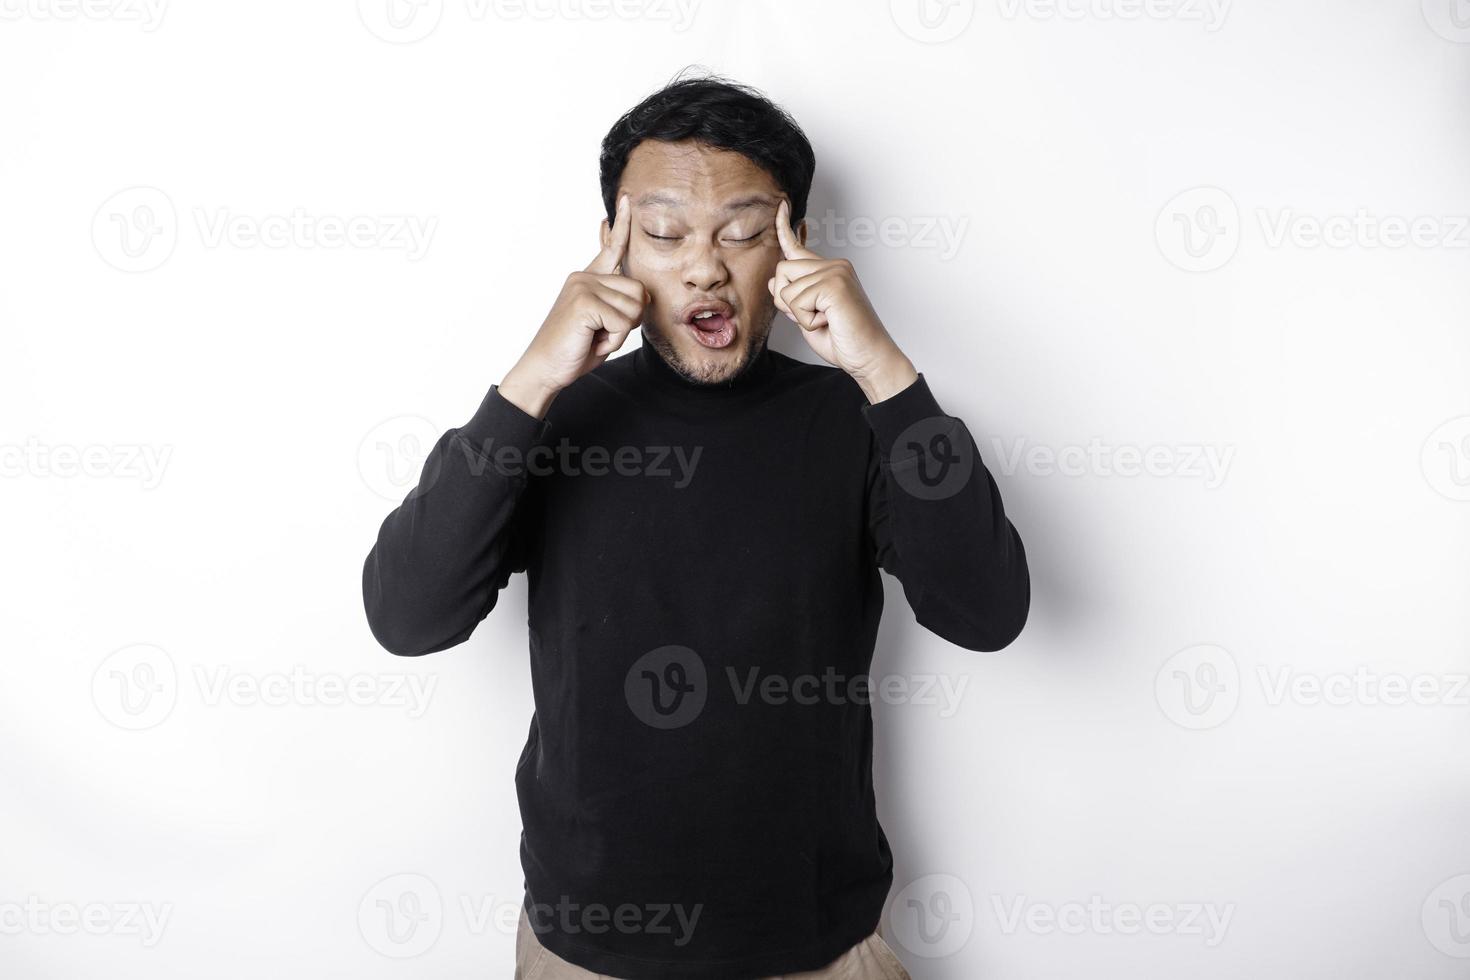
top-left (619, 139), bottom-right (782, 212)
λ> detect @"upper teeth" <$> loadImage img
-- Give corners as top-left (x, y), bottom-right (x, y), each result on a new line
top-left (694, 311), bottom-right (717, 319)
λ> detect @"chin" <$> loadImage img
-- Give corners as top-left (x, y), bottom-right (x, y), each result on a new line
top-left (647, 325), bottom-right (766, 386)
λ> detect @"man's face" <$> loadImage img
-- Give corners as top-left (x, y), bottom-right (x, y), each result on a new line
top-left (605, 138), bottom-right (805, 385)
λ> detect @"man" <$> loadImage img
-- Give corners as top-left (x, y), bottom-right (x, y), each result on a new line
top-left (362, 74), bottom-right (1029, 979)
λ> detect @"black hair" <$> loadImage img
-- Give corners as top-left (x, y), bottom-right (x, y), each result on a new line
top-left (598, 68), bottom-right (816, 225)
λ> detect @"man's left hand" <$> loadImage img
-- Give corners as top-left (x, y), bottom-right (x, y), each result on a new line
top-left (769, 199), bottom-right (919, 403)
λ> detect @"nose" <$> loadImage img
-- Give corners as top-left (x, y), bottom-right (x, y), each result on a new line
top-left (681, 241), bottom-right (729, 293)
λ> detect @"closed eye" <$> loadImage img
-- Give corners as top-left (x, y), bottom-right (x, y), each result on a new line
top-left (643, 229), bottom-right (766, 243)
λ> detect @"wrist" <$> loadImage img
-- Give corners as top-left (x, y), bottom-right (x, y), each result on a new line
top-left (854, 350), bottom-right (918, 404)
top-left (499, 360), bottom-right (561, 419)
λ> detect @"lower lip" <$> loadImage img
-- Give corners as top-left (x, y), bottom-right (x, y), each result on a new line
top-left (686, 313), bottom-right (736, 349)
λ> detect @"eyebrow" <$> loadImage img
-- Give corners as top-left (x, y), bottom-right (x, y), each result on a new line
top-left (635, 192), bottom-right (778, 213)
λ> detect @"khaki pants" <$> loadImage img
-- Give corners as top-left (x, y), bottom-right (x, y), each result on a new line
top-left (514, 908), bottom-right (913, 980)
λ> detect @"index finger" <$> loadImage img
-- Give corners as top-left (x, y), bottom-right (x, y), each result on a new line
top-left (586, 193), bottom-right (632, 275)
top-left (775, 199), bottom-right (816, 260)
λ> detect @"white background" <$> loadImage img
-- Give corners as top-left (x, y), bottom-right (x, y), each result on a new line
top-left (3, 1), bottom-right (1469, 977)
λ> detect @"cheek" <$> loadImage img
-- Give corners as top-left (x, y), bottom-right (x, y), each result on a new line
top-left (729, 247), bottom-right (782, 291)
top-left (730, 265), bottom-right (780, 321)
top-left (747, 240), bottom-right (783, 274)
top-left (623, 245), bottom-right (679, 301)
top-left (627, 238), bottom-right (683, 275)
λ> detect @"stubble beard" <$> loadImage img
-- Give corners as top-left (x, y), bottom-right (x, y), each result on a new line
top-left (641, 316), bottom-right (773, 387)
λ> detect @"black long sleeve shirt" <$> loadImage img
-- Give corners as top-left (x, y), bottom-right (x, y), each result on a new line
top-left (362, 342), bottom-right (1029, 978)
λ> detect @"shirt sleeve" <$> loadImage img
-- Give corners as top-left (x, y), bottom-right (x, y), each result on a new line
top-left (862, 374), bottom-right (1030, 651)
top-left (361, 384), bottom-right (549, 656)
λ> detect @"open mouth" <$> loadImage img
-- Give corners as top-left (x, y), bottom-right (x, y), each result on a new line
top-left (682, 302), bottom-right (737, 350)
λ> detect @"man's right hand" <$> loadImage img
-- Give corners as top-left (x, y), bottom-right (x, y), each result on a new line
top-left (498, 194), bottom-right (648, 419)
